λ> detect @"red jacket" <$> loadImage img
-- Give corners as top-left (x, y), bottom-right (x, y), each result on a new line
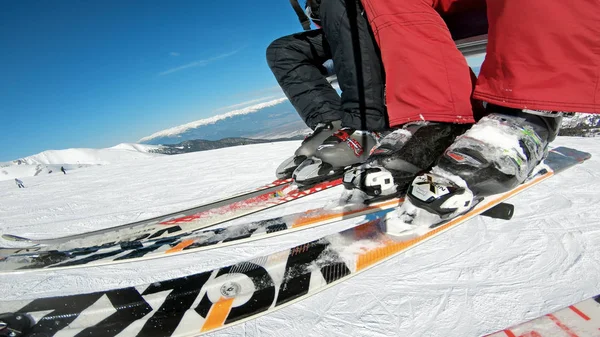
top-left (361, 0), bottom-right (599, 127)
top-left (474, 0), bottom-right (600, 113)
top-left (360, 0), bottom-right (485, 126)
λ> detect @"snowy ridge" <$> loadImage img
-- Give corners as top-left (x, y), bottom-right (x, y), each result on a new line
top-left (0, 137), bottom-right (598, 337)
top-left (108, 143), bottom-right (161, 153)
top-left (0, 143), bottom-right (162, 181)
top-left (7, 143), bottom-right (160, 166)
top-left (249, 124), bottom-right (312, 140)
top-left (138, 97), bottom-right (288, 143)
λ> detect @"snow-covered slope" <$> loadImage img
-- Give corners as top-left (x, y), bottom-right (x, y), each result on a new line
top-left (0, 137), bottom-right (599, 337)
top-left (0, 143), bottom-right (162, 182)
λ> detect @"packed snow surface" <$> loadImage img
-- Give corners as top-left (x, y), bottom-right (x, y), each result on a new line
top-left (0, 137), bottom-right (599, 337)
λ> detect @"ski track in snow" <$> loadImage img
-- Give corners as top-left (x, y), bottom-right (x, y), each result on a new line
top-left (0, 138), bottom-right (599, 337)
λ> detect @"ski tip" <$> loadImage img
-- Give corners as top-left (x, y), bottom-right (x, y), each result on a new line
top-left (550, 146), bottom-right (592, 162)
top-left (2, 234), bottom-right (33, 243)
top-left (481, 202), bottom-right (515, 221)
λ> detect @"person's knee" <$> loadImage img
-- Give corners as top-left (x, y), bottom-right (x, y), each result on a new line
top-left (266, 35), bottom-right (298, 68)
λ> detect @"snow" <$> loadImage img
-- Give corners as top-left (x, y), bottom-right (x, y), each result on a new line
top-left (0, 137), bottom-right (599, 337)
top-left (0, 143), bottom-right (162, 182)
top-left (562, 113), bottom-right (600, 129)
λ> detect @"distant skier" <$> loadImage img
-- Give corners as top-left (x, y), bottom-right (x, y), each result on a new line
top-left (15, 178), bottom-right (24, 188)
top-left (61, 166), bottom-right (66, 175)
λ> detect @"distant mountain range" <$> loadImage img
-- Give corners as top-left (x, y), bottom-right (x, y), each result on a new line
top-left (138, 97), bottom-right (310, 145)
top-left (138, 93), bottom-right (600, 146)
top-left (4, 98), bottom-right (598, 183)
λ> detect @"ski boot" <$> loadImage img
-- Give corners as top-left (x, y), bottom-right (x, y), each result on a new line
top-left (0, 312), bottom-right (33, 337)
top-left (276, 120), bottom-right (342, 179)
top-left (386, 105), bottom-right (563, 236)
top-left (292, 127), bottom-right (381, 186)
top-left (342, 122), bottom-right (470, 203)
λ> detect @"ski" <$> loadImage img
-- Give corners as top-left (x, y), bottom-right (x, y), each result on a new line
top-left (2, 178), bottom-right (293, 245)
top-left (480, 202), bottom-right (514, 220)
top-left (485, 294), bottom-right (600, 337)
top-left (0, 198), bottom-right (403, 273)
top-left (1, 178), bottom-right (341, 248)
top-left (0, 147), bottom-right (589, 337)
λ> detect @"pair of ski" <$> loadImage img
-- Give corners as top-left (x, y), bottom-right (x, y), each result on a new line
top-left (0, 171), bottom-right (512, 273)
top-left (0, 146), bottom-right (590, 337)
top-left (0, 177), bottom-right (341, 254)
top-left (1, 177), bottom-right (291, 245)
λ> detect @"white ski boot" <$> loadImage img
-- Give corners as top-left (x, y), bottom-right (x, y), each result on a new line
top-left (384, 104), bottom-right (563, 237)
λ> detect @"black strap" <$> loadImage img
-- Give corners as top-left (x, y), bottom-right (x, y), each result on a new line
top-left (290, 0), bottom-right (312, 31)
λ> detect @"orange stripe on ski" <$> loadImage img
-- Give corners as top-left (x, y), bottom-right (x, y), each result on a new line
top-left (501, 331), bottom-right (517, 337)
top-left (356, 172), bottom-right (553, 271)
top-left (547, 313), bottom-right (580, 337)
top-left (292, 199), bottom-right (402, 228)
top-left (201, 297), bottom-right (235, 332)
top-left (354, 220), bottom-right (382, 240)
top-left (165, 239), bottom-right (195, 254)
top-left (569, 305), bottom-right (591, 321)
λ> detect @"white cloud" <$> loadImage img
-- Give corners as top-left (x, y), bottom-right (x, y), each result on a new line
top-left (212, 96), bottom-right (283, 113)
top-left (138, 97), bottom-right (289, 143)
top-left (169, 52), bottom-right (180, 57)
top-left (159, 49), bottom-right (241, 76)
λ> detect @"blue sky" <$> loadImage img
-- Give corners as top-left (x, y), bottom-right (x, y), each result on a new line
top-left (0, 0), bottom-right (306, 161)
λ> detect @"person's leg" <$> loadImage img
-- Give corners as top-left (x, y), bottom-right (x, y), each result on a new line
top-left (384, 0), bottom-right (598, 232)
top-left (267, 30), bottom-right (341, 129)
top-left (267, 30), bottom-right (344, 178)
top-left (432, 0), bottom-right (598, 200)
top-left (359, 0), bottom-right (481, 126)
top-left (321, 0), bottom-right (387, 131)
top-left (341, 0), bottom-right (485, 197)
top-left (474, 0), bottom-right (600, 113)
top-left (292, 0), bottom-right (388, 184)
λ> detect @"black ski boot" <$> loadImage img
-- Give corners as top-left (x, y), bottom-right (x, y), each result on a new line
top-left (386, 105), bottom-right (563, 236)
top-left (342, 122), bottom-right (470, 201)
top-left (0, 313), bottom-right (33, 337)
top-left (293, 127), bottom-right (381, 185)
top-left (276, 120), bottom-right (342, 179)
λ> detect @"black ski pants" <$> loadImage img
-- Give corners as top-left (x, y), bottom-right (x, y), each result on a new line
top-left (266, 0), bottom-right (387, 131)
